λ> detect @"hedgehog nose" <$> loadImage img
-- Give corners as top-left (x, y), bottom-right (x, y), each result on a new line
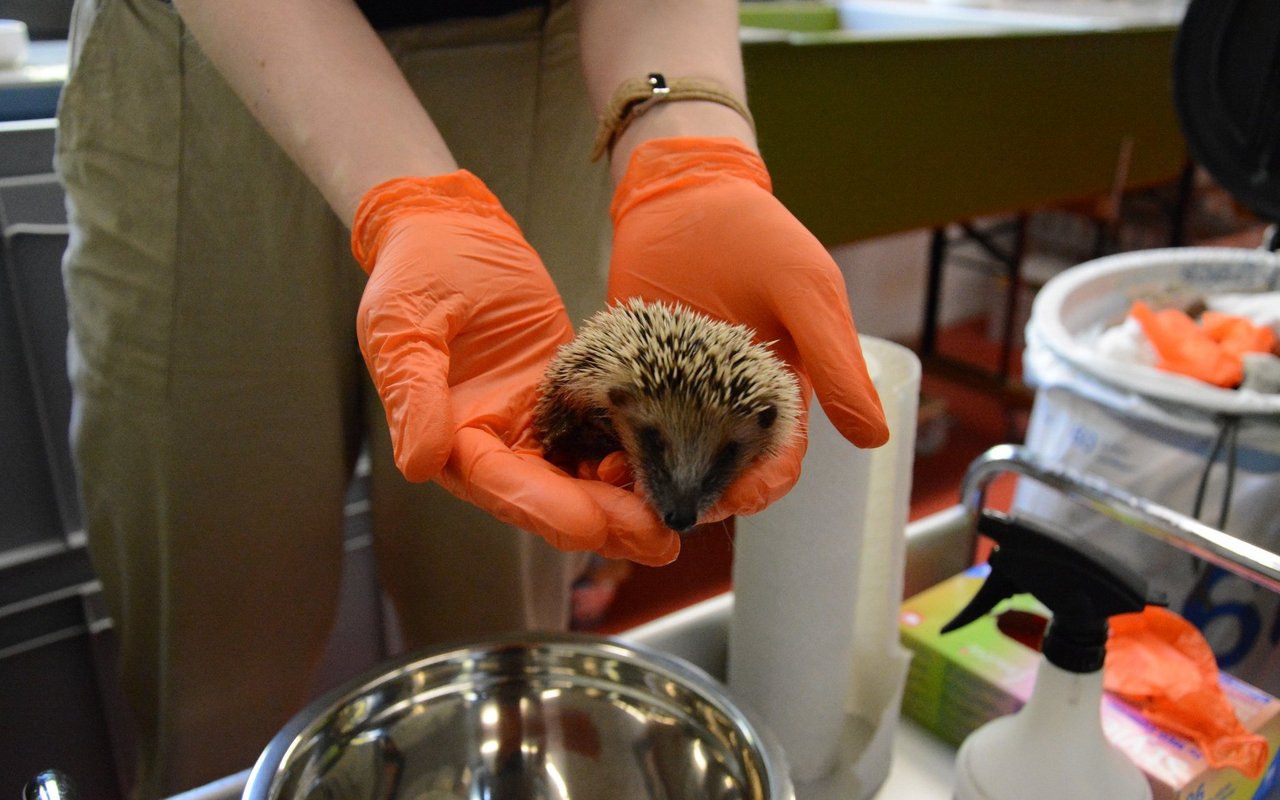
top-left (663, 507), bottom-right (698, 533)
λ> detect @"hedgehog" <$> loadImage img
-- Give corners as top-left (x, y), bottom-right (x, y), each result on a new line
top-left (532, 299), bottom-right (802, 533)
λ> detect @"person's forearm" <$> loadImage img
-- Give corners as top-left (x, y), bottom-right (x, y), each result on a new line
top-left (573, 0), bottom-right (756, 181)
top-left (173, 0), bottom-right (457, 223)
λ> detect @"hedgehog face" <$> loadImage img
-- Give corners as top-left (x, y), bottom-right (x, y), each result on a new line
top-left (533, 299), bottom-right (802, 534)
top-left (607, 386), bottom-right (785, 533)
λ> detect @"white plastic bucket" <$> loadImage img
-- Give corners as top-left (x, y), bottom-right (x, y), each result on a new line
top-left (1029, 246), bottom-right (1280, 416)
top-left (1014, 247), bottom-right (1280, 691)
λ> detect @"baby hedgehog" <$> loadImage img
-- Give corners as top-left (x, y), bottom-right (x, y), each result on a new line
top-left (533, 299), bottom-right (801, 533)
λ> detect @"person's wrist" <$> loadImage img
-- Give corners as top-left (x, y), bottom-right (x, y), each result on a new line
top-left (609, 135), bottom-right (773, 229)
top-left (609, 102), bottom-right (757, 183)
top-left (350, 171), bottom-right (518, 272)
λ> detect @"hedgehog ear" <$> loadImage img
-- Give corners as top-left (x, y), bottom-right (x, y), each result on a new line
top-left (757, 405), bottom-right (778, 430)
top-left (607, 386), bottom-right (635, 408)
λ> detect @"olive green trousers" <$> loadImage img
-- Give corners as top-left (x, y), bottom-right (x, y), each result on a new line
top-left (56, 0), bottom-right (608, 795)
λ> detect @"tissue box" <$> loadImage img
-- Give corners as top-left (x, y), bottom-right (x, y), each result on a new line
top-left (899, 565), bottom-right (1280, 799)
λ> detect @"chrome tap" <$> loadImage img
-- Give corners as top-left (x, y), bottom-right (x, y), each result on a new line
top-left (962, 444), bottom-right (1280, 594)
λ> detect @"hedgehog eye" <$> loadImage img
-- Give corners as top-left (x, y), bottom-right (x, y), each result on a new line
top-left (637, 426), bottom-right (666, 457)
top-left (607, 386), bottom-right (635, 408)
top-left (712, 441), bottom-right (741, 475)
top-left (757, 406), bottom-right (778, 430)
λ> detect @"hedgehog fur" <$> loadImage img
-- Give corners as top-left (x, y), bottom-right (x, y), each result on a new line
top-left (533, 299), bottom-right (801, 533)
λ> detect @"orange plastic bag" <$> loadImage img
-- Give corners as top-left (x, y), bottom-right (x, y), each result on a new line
top-left (1105, 606), bottom-right (1269, 778)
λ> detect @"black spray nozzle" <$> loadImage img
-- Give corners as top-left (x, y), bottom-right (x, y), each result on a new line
top-left (942, 510), bottom-right (1159, 673)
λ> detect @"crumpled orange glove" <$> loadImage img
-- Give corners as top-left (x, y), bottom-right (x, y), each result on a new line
top-left (606, 137), bottom-right (889, 524)
top-left (1105, 605), bottom-right (1269, 778)
top-left (352, 172), bottom-right (679, 565)
top-left (1130, 301), bottom-right (1276, 388)
top-left (1201, 310), bottom-right (1277, 361)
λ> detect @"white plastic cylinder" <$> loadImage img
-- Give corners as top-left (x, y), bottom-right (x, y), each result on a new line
top-left (0, 19), bottom-right (28, 70)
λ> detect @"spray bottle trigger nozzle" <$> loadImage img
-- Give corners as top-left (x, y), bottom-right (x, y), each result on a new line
top-left (941, 568), bottom-right (1019, 634)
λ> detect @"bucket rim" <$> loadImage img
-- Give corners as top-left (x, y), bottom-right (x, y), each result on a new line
top-left (1028, 247), bottom-right (1280, 417)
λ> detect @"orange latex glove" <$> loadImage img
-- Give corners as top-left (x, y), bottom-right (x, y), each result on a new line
top-left (1130, 301), bottom-right (1275, 388)
top-left (1201, 310), bottom-right (1277, 362)
top-left (352, 172), bottom-right (679, 565)
top-left (607, 137), bottom-right (889, 525)
top-left (1105, 606), bottom-right (1269, 778)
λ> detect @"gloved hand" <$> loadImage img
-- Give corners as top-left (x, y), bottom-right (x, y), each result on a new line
top-left (607, 137), bottom-right (889, 524)
top-left (352, 172), bottom-right (679, 565)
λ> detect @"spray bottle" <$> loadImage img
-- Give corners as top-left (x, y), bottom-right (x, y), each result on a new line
top-left (943, 510), bottom-right (1157, 800)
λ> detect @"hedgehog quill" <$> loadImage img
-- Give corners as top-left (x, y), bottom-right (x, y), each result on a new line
top-left (533, 299), bottom-right (801, 533)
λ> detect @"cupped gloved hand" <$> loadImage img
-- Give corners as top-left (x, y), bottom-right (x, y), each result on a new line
top-left (352, 172), bottom-right (679, 565)
top-left (607, 137), bottom-right (890, 524)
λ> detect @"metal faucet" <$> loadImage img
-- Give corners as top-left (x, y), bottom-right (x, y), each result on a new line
top-left (961, 444), bottom-right (1280, 594)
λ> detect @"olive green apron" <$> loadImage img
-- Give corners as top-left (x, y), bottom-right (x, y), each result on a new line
top-left (56, 0), bottom-right (608, 794)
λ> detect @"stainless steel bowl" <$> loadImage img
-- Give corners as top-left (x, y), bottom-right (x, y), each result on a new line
top-left (243, 633), bottom-right (793, 800)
